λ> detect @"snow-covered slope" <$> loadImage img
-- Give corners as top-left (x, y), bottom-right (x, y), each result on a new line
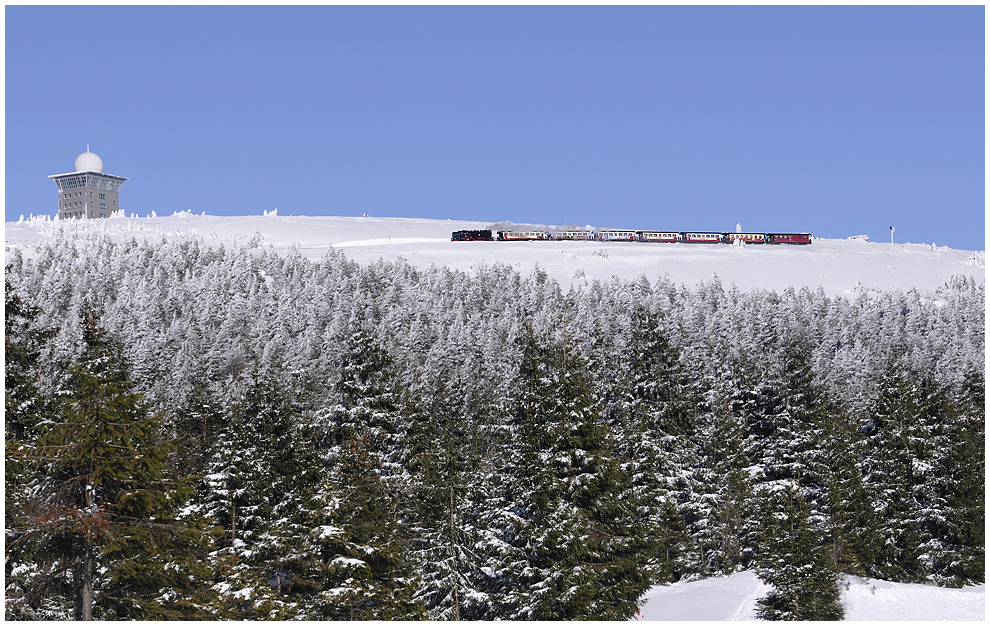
top-left (4, 212), bottom-right (984, 296)
top-left (634, 571), bottom-right (986, 621)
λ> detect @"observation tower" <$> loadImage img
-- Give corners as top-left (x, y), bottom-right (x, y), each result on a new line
top-left (49, 148), bottom-right (127, 219)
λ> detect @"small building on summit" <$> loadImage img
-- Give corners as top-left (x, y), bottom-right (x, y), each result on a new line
top-left (50, 148), bottom-right (127, 219)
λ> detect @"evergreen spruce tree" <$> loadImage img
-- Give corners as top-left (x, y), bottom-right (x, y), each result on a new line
top-left (755, 484), bottom-right (844, 621)
top-left (198, 368), bottom-right (382, 619)
top-left (744, 337), bottom-right (834, 507)
top-left (301, 326), bottom-right (426, 619)
top-left (306, 424), bottom-right (425, 619)
top-left (939, 369), bottom-right (985, 585)
top-left (5, 271), bottom-right (63, 619)
top-left (610, 306), bottom-right (700, 582)
top-left (404, 374), bottom-right (488, 619)
top-left (855, 371), bottom-right (928, 581)
top-left (199, 371), bottom-right (286, 618)
top-left (168, 364), bottom-right (224, 480)
top-left (495, 327), bottom-right (657, 620)
top-left (687, 375), bottom-right (758, 575)
top-left (331, 325), bottom-right (408, 477)
top-left (4, 268), bottom-right (53, 449)
top-left (882, 371), bottom-right (986, 587)
top-left (821, 405), bottom-right (877, 578)
top-left (894, 376), bottom-right (958, 585)
top-left (9, 310), bottom-right (217, 620)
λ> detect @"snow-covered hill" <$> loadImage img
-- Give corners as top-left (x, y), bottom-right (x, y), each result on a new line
top-left (634, 571), bottom-right (985, 621)
top-left (4, 212), bottom-right (984, 296)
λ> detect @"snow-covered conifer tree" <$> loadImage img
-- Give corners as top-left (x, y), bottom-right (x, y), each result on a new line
top-left (490, 327), bottom-right (657, 619)
top-left (9, 310), bottom-right (216, 620)
top-left (754, 483), bottom-right (844, 620)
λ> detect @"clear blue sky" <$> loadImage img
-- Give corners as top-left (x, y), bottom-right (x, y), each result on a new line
top-left (6, 6), bottom-right (985, 249)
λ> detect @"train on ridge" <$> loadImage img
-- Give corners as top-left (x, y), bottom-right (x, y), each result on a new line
top-left (450, 229), bottom-right (812, 245)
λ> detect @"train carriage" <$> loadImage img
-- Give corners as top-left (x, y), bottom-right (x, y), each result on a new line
top-left (723, 232), bottom-right (768, 244)
top-left (554, 230), bottom-right (592, 241)
top-left (596, 230), bottom-right (637, 242)
top-left (680, 232), bottom-right (722, 244)
top-left (637, 231), bottom-right (679, 243)
top-left (767, 233), bottom-right (812, 245)
top-left (497, 230), bottom-right (550, 241)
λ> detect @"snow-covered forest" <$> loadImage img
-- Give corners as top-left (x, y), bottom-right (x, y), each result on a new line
top-left (5, 224), bottom-right (984, 620)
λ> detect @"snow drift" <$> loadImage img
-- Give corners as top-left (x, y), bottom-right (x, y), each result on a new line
top-left (634, 571), bottom-right (985, 621)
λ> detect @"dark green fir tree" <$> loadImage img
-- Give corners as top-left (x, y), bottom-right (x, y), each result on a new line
top-left (495, 327), bottom-right (658, 620)
top-left (198, 368), bottom-right (329, 619)
top-left (8, 309), bottom-right (217, 620)
top-left (610, 306), bottom-right (701, 582)
top-left (855, 371), bottom-right (929, 582)
top-left (939, 369), bottom-right (985, 585)
top-left (755, 484), bottom-right (844, 621)
top-left (404, 374), bottom-right (487, 619)
top-left (5, 271), bottom-right (61, 619)
top-left (301, 326), bottom-right (426, 619)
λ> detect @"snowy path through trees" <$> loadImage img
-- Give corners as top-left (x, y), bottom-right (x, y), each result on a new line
top-left (635, 571), bottom-right (767, 620)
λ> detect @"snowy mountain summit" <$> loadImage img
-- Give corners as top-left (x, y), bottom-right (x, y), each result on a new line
top-left (5, 212), bottom-right (984, 296)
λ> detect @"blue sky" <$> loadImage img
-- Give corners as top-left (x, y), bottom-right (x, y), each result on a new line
top-left (6, 6), bottom-right (985, 249)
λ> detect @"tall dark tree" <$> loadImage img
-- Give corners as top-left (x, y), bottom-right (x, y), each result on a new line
top-left (609, 306), bottom-right (700, 582)
top-left (755, 484), bottom-right (844, 621)
top-left (404, 374), bottom-right (488, 619)
top-left (894, 370), bottom-right (985, 586)
top-left (8, 310), bottom-right (217, 620)
top-left (5, 271), bottom-right (62, 619)
top-left (5, 268), bottom-right (53, 447)
top-left (688, 378), bottom-right (759, 575)
top-left (198, 368), bottom-right (330, 619)
top-left (821, 406), bottom-right (876, 577)
top-left (493, 327), bottom-right (658, 620)
top-left (855, 372), bottom-right (930, 582)
top-left (308, 424), bottom-right (425, 619)
top-left (301, 326), bottom-right (426, 619)
top-left (938, 369), bottom-right (985, 585)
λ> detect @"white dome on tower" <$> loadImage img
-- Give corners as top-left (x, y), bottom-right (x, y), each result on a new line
top-left (74, 150), bottom-right (103, 173)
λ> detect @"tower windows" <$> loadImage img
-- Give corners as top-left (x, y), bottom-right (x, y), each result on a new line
top-left (52, 152), bottom-right (126, 220)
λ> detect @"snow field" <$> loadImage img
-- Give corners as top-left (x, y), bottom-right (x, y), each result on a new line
top-left (5, 212), bottom-right (984, 297)
top-left (841, 576), bottom-right (985, 621)
top-left (633, 571), bottom-right (986, 621)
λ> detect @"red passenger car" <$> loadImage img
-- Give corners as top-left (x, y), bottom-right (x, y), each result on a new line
top-left (768, 233), bottom-right (812, 245)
